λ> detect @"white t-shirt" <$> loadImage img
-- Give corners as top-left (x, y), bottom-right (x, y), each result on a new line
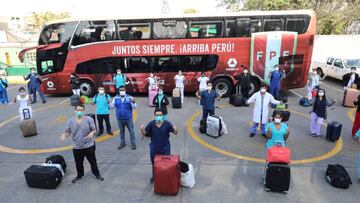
top-left (148, 77), bottom-right (157, 88)
top-left (174, 75), bottom-right (185, 87)
top-left (197, 76), bottom-right (209, 90)
top-left (17, 95), bottom-right (30, 108)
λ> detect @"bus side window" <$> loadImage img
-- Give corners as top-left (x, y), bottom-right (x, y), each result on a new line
top-left (189, 21), bottom-right (223, 38)
top-left (153, 20), bottom-right (187, 39)
top-left (264, 18), bottom-right (284, 32)
top-left (286, 18), bottom-right (306, 34)
top-left (72, 20), bottom-right (116, 46)
top-left (118, 23), bottom-right (151, 40)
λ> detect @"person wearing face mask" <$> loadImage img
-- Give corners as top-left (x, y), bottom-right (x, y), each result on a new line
top-left (110, 86), bottom-right (137, 150)
top-left (0, 70), bottom-right (9, 104)
top-left (268, 65), bottom-right (286, 99)
top-left (60, 105), bottom-right (104, 183)
top-left (147, 73), bottom-right (158, 90)
top-left (113, 69), bottom-right (128, 93)
top-left (92, 87), bottom-right (113, 137)
top-left (140, 109), bottom-right (178, 183)
top-left (235, 67), bottom-right (252, 99)
top-left (174, 70), bottom-right (186, 103)
top-left (152, 86), bottom-right (169, 120)
top-left (246, 85), bottom-right (281, 137)
top-left (310, 89), bottom-right (336, 137)
top-left (197, 72), bottom-right (210, 93)
top-left (306, 68), bottom-right (324, 101)
top-left (69, 72), bottom-right (81, 96)
top-left (196, 82), bottom-right (222, 121)
top-left (23, 67), bottom-right (46, 104)
top-left (266, 112), bottom-right (289, 149)
top-left (14, 87), bottom-right (33, 121)
top-left (343, 67), bottom-right (359, 90)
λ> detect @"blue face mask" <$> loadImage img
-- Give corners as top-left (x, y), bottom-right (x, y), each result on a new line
top-left (76, 111), bottom-right (83, 117)
top-left (155, 115), bottom-right (163, 122)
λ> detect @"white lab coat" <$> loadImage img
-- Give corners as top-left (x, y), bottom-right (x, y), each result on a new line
top-left (247, 92), bottom-right (280, 124)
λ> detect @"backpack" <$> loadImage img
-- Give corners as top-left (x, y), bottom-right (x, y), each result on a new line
top-left (299, 97), bottom-right (312, 107)
top-left (94, 93), bottom-right (110, 104)
top-left (326, 164), bottom-right (352, 189)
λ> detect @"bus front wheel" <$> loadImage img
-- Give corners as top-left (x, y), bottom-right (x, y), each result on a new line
top-left (80, 80), bottom-right (95, 97)
top-left (213, 78), bottom-right (233, 97)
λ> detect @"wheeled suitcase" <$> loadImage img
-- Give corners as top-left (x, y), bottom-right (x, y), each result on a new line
top-left (154, 155), bottom-right (180, 195)
top-left (265, 163), bottom-right (290, 192)
top-left (24, 165), bottom-right (62, 189)
top-left (70, 95), bottom-right (80, 106)
top-left (45, 155), bottom-right (67, 173)
top-left (326, 121), bottom-right (342, 142)
top-left (20, 109), bottom-right (37, 137)
top-left (343, 89), bottom-right (360, 107)
top-left (229, 94), bottom-right (245, 107)
top-left (206, 115), bottom-right (222, 138)
top-left (199, 119), bottom-right (207, 134)
top-left (149, 86), bottom-right (158, 107)
top-left (172, 97), bottom-right (181, 109)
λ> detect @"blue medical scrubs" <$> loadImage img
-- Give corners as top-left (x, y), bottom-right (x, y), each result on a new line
top-left (270, 71), bottom-right (284, 99)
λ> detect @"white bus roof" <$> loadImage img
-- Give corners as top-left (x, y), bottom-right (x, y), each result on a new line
top-left (46, 10), bottom-right (315, 25)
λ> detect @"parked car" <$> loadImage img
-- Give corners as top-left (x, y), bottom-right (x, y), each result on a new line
top-left (312, 57), bottom-right (360, 80)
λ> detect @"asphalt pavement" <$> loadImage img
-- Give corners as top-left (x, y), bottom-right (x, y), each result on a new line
top-left (0, 77), bottom-right (359, 203)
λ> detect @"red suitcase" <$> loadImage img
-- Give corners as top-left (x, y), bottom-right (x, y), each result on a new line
top-left (343, 89), bottom-right (360, 107)
top-left (266, 145), bottom-right (291, 164)
top-left (154, 155), bottom-right (180, 195)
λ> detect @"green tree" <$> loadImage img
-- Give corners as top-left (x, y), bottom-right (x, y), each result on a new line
top-left (30, 12), bottom-right (71, 29)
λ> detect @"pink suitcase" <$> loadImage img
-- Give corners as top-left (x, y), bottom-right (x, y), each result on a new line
top-left (343, 89), bottom-right (360, 107)
top-left (149, 87), bottom-right (158, 107)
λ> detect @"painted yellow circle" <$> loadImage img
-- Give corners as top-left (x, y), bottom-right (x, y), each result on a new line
top-left (187, 107), bottom-right (344, 164)
top-left (0, 103), bottom-right (137, 154)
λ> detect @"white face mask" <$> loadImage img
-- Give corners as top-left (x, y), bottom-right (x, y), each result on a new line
top-left (99, 90), bottom-right (105, 94)
top-left (20, 91), bottom-right (26, 96)
top-left (179, 72), bottom-right (182, 75)
top-left (313, 71), bottom-right (317, 75)
top-left (119, 91), bottom-right (126, 96)
top-left (318, 92), bottom-right (324, 97)
top-left (260, 88), bottom-right (266, 94)
top-left (274, 118), bottom-right (281, 123)
top-left (158, 91), bottom-right (163, 95)
top-left (244, 71), bottom-right (248, 74)
top-left (117, 71), bottom-right (122, 75)
top-left (150, 74), bottom-right (154, 77)
top-left (31, 71), bottom-right (36, 74)
top-left (351, 70), bottom-right (356, 74)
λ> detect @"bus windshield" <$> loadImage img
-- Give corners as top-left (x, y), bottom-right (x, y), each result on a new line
top-left (39, 22), bottom-right (78, 45)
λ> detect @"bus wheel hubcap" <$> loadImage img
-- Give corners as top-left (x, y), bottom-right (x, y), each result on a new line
top-left (216, 83), bottom-right (228, 95)
top-left (80, 83), bottom-right (91, 95)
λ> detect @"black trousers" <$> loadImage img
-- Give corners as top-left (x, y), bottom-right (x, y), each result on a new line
top-left (97, 114), bottom-right (111, 133)
top-left (73, 144), bottom-right (100, 177)
top-left (241, 88), bottom-right (250, 99)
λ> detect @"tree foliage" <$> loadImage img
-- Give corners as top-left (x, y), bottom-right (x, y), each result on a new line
top-left (218, 0), bottom-right (360, 34)
top-left (29, 12), bottom-right (71, 29)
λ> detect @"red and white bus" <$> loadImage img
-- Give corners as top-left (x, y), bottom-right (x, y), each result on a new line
top-left (28, 10), bottom-right (316, 97)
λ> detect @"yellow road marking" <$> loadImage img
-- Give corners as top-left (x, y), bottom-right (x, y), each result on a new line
top-left (0, 106), bottom-right (137, 154)
top-left (187, 106), bottom-right (343, 164)
top-left (347, 108), bottom-right (356, 122)
top-left (51, 115), bottom-right (68, 125)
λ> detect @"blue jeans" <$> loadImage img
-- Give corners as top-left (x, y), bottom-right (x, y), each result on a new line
top-left (0, 89), bottom-right (8, 103)
top-left (31, 86), bottom-right (46, 102)
top-left (117, 118), bottom-right (136, 145)
top-left (270, 84), bottom-right (280, 99)
top-left (202, 109), bottom-right (215, 120)
top-left (251, 122), bottom-right (266, 134)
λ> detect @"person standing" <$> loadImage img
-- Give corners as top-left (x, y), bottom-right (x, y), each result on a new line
top-left (197, 72), bottom-right (210, 93)
top-left (60, 105), bottom-right (104, 183)
top-left (352, 95), bottom-right (360, 137)
top-left (14, 87), bottom-right (32, 121)
top-left (70, 72), bottom-right (81, 96)
top-left (92, 86), bottom-right (113, 137)
top-left (310, 89), bottom-right (336, 137)
top-left (174, 70), bottom-right (186, 103)
top-left (0, 71), bottom-right (9, 104)
top-left (111, 86), bottom-right (137, 150)
top-left (140, 109), bottom-right (178, 183)
top-left (266, 112), bottom-right (289, 149)
top-left (152, 86), bottom-right (169, 120)
top-left (147, 73), bottom-right (158, 90)
top-left (246, 85), bottom-right (281, 138)
top-left (235, 68), bottom-right (252, 99)
top-left (196, 82), bottom-right (222, 121)
top-left (269, 65), bottom-right (286, 99)
top-left (306, 68), bottom-right (323, 101)
top-left (24, 67), bottom-right (46, 104)
top-left (343, 67), bottom-right (359, 90)
top-left (113, 69), bottom-right (128, 93)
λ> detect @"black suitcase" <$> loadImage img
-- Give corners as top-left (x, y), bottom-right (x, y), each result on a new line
top-left (229, 94), bottom-right (245, 107)
top-left (70, 95), bottom-right (80, 106)
top-left (265, 163), bottom-right (290, 192)
top-left (172, 97), bottom-right (182, 109)
top-left (326, 122), bottom-right (342, 142)
top-left (24, 165), bottom-right (62, 189)
top-left (199, 119), bottom-right (206, 134)
top-left (45, 155), bottom-right (67, 173)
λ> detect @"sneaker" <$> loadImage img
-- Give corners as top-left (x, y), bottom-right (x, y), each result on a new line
top-left (72, 175), bottom-right (85, 183)
top-left (117, 143), bottom-right (126, 150)
top-left (95, 175), bottom-right (104, 181)
top-left (96, 131), bottom-right (103, 137)
top-left (42, 100), bottom-right (46, 104)
top-left (311, 134), bottom-right (317, 137)
top-left (261, 134), bottom-right (267, 138)
top-left (108, 131), bottom-right (114, 136)
top-left (150, 177), bottom-right (154, 183)
top-left (316, 134), bottom-right (322, 137)
top-left (249, 133), bottom-right (255, 137)
top-left (131, 144), bottom-right (136, 150)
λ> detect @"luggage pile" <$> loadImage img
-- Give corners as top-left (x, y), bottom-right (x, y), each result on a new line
top-left (172, 88), bottom-right (181, 109)
top-left (264, 142), bottom-right (291, 192)
top-left (24, 155), bottom-right (67, 189)
top-left (154, 155), bottom-right (195, 195)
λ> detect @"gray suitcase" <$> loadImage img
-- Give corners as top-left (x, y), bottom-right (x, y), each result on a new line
top-left (20, 109), bottom-right (37, 137)
top-left (206, 115), bottom-right (222, 138)
top-left (70, 95), bottom-right (80, 106)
